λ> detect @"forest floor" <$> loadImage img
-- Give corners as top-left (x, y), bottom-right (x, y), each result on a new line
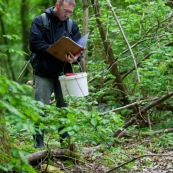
top-left (129, 150), bottom-right (173, 173)
top-left (30, 133), bottom-right (173, 173)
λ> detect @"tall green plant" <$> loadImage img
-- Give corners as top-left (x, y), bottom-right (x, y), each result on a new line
top-left (0, 76), bottom-right (124, 171)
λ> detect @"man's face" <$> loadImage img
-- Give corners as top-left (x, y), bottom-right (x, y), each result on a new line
top-left (56, 2), bottom-right (74, 21)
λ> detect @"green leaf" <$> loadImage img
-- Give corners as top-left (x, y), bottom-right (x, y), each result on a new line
top-left (0, 100), bottom-right (23, 117)
top-left (73, 125), bottom-right (80, 131)
top-left (91, 118), bottom-right (98, 126)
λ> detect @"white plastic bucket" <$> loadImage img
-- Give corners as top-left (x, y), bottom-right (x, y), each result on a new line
top-left (59, 72), bottom-right (89, 98)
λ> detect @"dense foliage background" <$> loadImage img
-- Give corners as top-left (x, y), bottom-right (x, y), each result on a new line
top-left (0, 0), bottom-right (173, 172)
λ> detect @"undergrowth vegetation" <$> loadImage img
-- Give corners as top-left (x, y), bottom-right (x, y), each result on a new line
top-left (1, 74), bottom-right (173, 172)
top-left (1, 0), bottom-right (173, 172)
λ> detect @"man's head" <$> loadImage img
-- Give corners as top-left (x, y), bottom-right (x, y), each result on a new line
top-left (57, 0), bottom-right (75, 6)
top-left (53, 0), bottom-right (76, 21)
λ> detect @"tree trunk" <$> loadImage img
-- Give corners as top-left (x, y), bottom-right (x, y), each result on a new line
top-left (91, 0), bottom-right (129, 105)
top-left (20, 0), bottom-right (30, 80)
top-left (80, 0), bottom-right (89, 72)
top-left (0, 17), bottom-right (15, 80)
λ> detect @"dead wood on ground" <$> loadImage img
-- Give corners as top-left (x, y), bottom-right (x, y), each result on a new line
top-left (26, 148), bottom-right (78, 165)
top-left (112, 92), bottom-right (173, 145)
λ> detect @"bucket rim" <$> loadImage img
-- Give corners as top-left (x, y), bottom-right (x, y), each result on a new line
top-left (59, 72), bottom-right (87, 80)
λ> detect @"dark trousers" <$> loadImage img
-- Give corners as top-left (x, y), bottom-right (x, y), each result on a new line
top-left (33, 75), bottom-right (69, 148)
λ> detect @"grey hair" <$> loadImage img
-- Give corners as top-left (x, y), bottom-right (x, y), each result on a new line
top-left (57, 0), bottom-right (76, 6)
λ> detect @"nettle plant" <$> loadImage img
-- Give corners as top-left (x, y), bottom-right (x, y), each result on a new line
top-left (0, 76), bottom-right (123, 172)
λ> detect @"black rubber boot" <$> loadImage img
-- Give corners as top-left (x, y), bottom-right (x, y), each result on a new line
top-left (33, 130), bottom-right (44, 148)
top-left (58, 127), bottom-right (70, 148)
top-left (60, 131), bottom-right (70, 144)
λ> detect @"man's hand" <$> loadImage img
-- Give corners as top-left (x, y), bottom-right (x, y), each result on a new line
top-left (65, 52), bottom-right (80, 63)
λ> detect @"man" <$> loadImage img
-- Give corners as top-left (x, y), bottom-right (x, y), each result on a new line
top-left (29, 0), bottom-right (82, 148)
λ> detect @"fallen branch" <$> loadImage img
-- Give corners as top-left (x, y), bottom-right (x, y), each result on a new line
top-left (112, 92), bottom-right (173, 142)
top-left (105, 153), bottom-right (171, 173)
top-left (133, 128), bottom-right (173, 136)
top-left (26, 150), bottom-right (49, 164)
top-left (118, 128), bottom-right (173, 138)
top-left (100, 97), bottom-right (161, 115)
top-left (100, 100), bottom-right (144, 115)
top-left (26, 148), bottom-right (78, 165)
top-left (155, 104), bottom-right (173, 112)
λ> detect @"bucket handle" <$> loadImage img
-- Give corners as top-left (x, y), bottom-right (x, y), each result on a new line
top-left (62, 60), bottom-right (84, 75)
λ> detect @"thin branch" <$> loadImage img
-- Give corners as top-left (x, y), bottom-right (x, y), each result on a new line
top-left (112, 92), bottom-right (173, 139)
top-left (122, 51), bottom-right (156, 78)
top-left (117, 128), bottom-right (173, 139)
top-left (100, 101), bottom-right (140, 115)
top-left (18, 60), bottom-right (30, 79)
top-left (99, 97), bottom-right (157, 115)
top-left (121, 39), bottom-right (173, 78)
top-left (105, 154), bottom-right (171, 173)
top-left (106, 0), bottom-right (140, 83)
top-left (121, 13), bottom-right (173, 55)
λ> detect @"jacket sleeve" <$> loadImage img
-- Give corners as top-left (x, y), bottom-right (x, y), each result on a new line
top-left (29, 16), bottom-right (51, 53)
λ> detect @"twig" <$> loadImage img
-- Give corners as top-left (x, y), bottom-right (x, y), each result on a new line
top-left (115, 128), bottom-right (173, 139)
top-left (99, 98), bottom-right (155, 115)
top-left (132, 128), bottom-right (173, 136)
top-left (105, 154), bottom-right (171, 173)
top-left (112, 92), bottom-right (173, 140)
top-left (18, 60), bottom-right (30, 79)
top-left (106, 0), bottom-right (140, 83)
